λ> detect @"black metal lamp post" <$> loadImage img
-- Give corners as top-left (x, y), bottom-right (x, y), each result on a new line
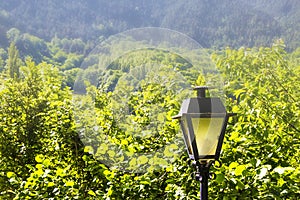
top-left (173, 86), bottom-right (234, 200)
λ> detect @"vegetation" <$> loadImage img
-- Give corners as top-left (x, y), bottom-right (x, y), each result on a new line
top-left (0, 38), bottom-right (299, 199)
top-left (0, 0), bottom-right (300, 49)
top-left (210, 41), bottom-right (300, 199)
top-left (0, 1), bottom-right (299, 199)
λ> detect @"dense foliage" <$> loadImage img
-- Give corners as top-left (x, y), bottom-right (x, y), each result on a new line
top-left (210, 41), bottom-right (300, 199)
top-left (0, 39), bottom-right (299, 199)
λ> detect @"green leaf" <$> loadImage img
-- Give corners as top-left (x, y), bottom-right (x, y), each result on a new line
top-left (215, 173), bottom-right (225, 184)
top-left (35, 154), bottom-right (44, 163)
top-left (84, 146), bottom-right (94, 154)
top-left (82, 155), bottom-right (88, 161)
top-left (36, 164), bottom-right (43, 169)
top-left (103, 170), bottom-right (111, 176)
top-left (229, 162), bottom-right (239, 170)
top-left (42, 159), bottom-right (51, 167)
top-left (35, 169), bottom-right (44, 176)
top-left (236, 179), bottom-right (245, 190)
top-left (277, 178), bottom-right (285, 187)
top-left (129, 158), bottom-right (137, 167)
top-left (107, 150), bottom-right (115, 157)
top-left (140, 180), bottom-right (151, 185)
top-left (47, 182), bottom-right (55, 187)
top-left (121, 139), bottom-right (128, 146)
top-left (7, 172), bottom-right (15, 178)
top-left (107, 186), bottom-right (113, 196)
top-left (157, 113), bottom-right (165, 122)
top-left (88, 190), bottom-right (96, 196)
top-left (232, 105), bottom-right (240, 113)
top-left (56, 168), bottom-right (65, 177)
top-left (233, 89), bottom-right (246, 97)
top-left (235, 165), bottom-right (246, 176)
top-left (229, 132), bottom-right (240, 142)
top-left (65, 181), bottom-right (75, 187)
top-left (137, 155), bottom-right (148, 165)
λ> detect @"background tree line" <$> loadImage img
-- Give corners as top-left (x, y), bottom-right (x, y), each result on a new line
top-left (0, 0), bottom-right (299, 50)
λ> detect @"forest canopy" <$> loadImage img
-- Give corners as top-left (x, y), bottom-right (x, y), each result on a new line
top-left (0, 0), bottom-right (300, 49)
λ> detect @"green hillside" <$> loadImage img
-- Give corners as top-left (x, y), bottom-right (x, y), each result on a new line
top-left (0, 0), bottom-right (299, 49)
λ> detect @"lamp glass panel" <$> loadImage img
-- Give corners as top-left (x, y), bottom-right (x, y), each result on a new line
top-left (181, 116), bottom-right (193, 155)
top-left (191, 117), bottom-right (225, 157)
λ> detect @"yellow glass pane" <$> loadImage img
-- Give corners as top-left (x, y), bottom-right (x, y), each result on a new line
top-left (191, 117), bottom-right (224, 157)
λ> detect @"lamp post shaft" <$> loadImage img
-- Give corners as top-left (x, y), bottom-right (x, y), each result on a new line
top-left (200, 170), bottom-right (209, 200)
top-left (194, 161), bottom-right (212, 200)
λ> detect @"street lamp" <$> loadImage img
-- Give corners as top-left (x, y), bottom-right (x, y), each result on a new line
top-left (173, 86), bottom-right (235, 200)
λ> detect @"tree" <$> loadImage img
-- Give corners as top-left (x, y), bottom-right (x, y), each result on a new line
top-left (6, 28), bottom-right (21, 44)
top-left (0, 59), bottom-right (83, 199)
top-left (6, 43), bottom-right (21, 79)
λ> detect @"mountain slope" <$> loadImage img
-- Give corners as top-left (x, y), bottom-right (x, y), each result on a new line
top-left (0, 0), bottom-right (299, 49)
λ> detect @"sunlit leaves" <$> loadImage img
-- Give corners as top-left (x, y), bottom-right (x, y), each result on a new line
top-left (1, 40), bottom-right (299, 199)
top-left (211, 42), bottom-right (300, 199)
top-left (0, 59), bottom-right (84, 199)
